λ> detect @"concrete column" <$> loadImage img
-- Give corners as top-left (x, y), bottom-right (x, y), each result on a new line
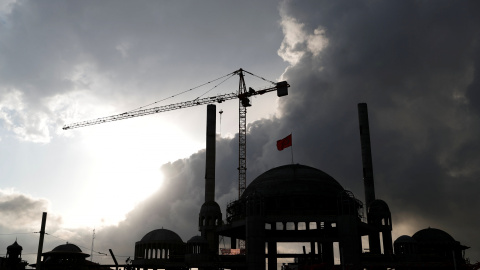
top-left (310, 242), bottom-right (316, 262)
top-left (268, 241), bottom-right (277, 270)
top-left (246, 198), bottom-right (265, 270)
top-left (338, 215), bottom-right (361, 266)
top-left (369, 231), bottom-right (381, 254)
top-left (322, 223), bottom-right (334, 265)
top-left (382, 230), bottom-right (393, 255)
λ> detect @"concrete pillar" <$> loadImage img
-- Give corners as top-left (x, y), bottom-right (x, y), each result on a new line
top-left (338, 215), bottom-right (361, 266)
top-left (382, 230), bottom-right (393, 255)
top-left (322, 223), bottom-right (334, 265)
top-left (268, 241), bottom-right (277, 270)
top-left (369, 231), bottom-right (381, 254)
top-left (325, 243), bottom-right (335, 266)
top-left (246, 197), bottom-right (265, 270)
top-left (310, 242), bottom-right (316, 262)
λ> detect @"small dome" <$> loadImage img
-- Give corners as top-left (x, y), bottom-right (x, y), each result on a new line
top-left (368, 199), bottom-right (391, 215)
top-left (140, 228), bottom-right (183, 244)
top-left (43, 243), bottom-right (89, 258)
top-left (187, 235), bottom-right (208, 244)
top-left (7, 241), bottom-right (22, 251)
top-left (395, 235), bottom-right (416, 244)
top-left (51, 243), bottom-right (83, 253)
top-left (412, 228), bottom-right (455, 243)
top-left (200, 201), bottom-right (222, 216)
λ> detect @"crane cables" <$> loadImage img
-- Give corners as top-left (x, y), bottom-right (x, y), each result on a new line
top-left (126, 71), bottom-right (237, 113)
top-left (241, 69), bottom-right (276, 85)
top-left (125, 69), bottom-right (276, 113)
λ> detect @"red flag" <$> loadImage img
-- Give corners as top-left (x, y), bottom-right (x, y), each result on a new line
top-left (277, 134), bottom-right (292, 151)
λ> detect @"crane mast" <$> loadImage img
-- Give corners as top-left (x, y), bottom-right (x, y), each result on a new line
top-left (237, 70), bottom-right (248, 199)
top-left (63, 69), bottom-right (289, 202)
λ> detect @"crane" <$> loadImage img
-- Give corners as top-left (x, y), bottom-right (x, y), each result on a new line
top-left (63, 68), bottom-right (289, 199)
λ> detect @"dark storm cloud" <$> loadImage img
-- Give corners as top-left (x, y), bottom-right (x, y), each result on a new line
top-left (0, 190), bottom-right (65, 262)
top-left (0, 0), bottom-right (286, 141)
top-left (0, 190), bottom-right (57, 228)
top-left (275, 0), bottom-right (480, 260)
top-left (92, 0), bottom-right (480, 263)
top-left (1, 0), bottom-right (286, 97)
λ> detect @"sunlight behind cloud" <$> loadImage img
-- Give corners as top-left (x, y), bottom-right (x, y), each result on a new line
top-left (277, 5), bottom-right (329, 65)
top-left (61, 116), bottom-right (204, 228)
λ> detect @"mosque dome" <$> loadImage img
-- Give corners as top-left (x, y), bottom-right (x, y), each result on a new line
top-left (187, 235), bottom-right (208, 244)
top-left (368, 199), bottom-right (390, 215)
top-left (139, 228), bottom-right (183, 244)
top-left (394, 235), bottom-right (416, 244)
top-left (200, 201), bottom-right (222, 216)
top-left (241, 164), bottom-right (346, 216)
top-left (243, 164), bottom-right (343, 198)
top-left (42, 243), bottom-right (89, 259)
top-left (51, 243), bottom-right (83, 253)
top-left (134, 228), bottom-right (185, 262)
top-left (412, 227), bottom-right (456, 243)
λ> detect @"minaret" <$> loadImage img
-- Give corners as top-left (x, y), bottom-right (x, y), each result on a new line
top-left (359, 103), bottom-right (393, 255)
top-left (205, 104), bottom-right (216, 203)
top-left (358, 103), bottom-right (376, 209)
top-left (199, 104), bottom-right (222, 257)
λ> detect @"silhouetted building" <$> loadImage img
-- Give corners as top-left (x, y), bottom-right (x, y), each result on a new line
top-left (0, 240), bottom-right (28, 270)
top-left (128, 104), bottom-right (472, 270)
top-left (32, 243), bottom-right (109, 270)
top-left (37, 103), bottom-right (471, 270)
top-left (394, 227), bottom-right (469, 269)
top-left (132, 228), bottom-right (185, 270)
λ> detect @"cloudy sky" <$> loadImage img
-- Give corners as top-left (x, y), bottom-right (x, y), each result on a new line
top-left (0, 0), bottom-right (479, 267)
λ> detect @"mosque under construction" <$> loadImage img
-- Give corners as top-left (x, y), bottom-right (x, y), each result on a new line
top-left (0, 103), bottom-right (473, 270)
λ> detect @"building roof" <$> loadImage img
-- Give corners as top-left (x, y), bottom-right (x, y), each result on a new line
top-left (7, 240), bottom-right (22, 251)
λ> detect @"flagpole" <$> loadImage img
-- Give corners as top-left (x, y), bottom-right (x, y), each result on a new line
top-left (290, 132), bottom-right (294, 164)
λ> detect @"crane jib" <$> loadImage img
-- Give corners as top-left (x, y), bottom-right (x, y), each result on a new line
top-left (62, 80), bottom-right (288, 130)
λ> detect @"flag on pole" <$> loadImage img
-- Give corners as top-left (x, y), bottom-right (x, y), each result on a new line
top-left (277, 134), bottom-right (292, 151)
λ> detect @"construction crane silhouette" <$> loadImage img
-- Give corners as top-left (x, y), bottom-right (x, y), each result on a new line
top-left (63, 68), bottom-right (289, 199)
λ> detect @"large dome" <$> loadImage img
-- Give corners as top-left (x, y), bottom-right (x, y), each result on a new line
top-left (243, 164), bottom-right (343, 198)
top-left (242, 164), bottom-right (345, 215)
top-left (139, 228), bottom-right (183, 244)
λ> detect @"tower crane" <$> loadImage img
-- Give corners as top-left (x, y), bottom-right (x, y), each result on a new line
top-left (63, 68), bottom-right (289, 199)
